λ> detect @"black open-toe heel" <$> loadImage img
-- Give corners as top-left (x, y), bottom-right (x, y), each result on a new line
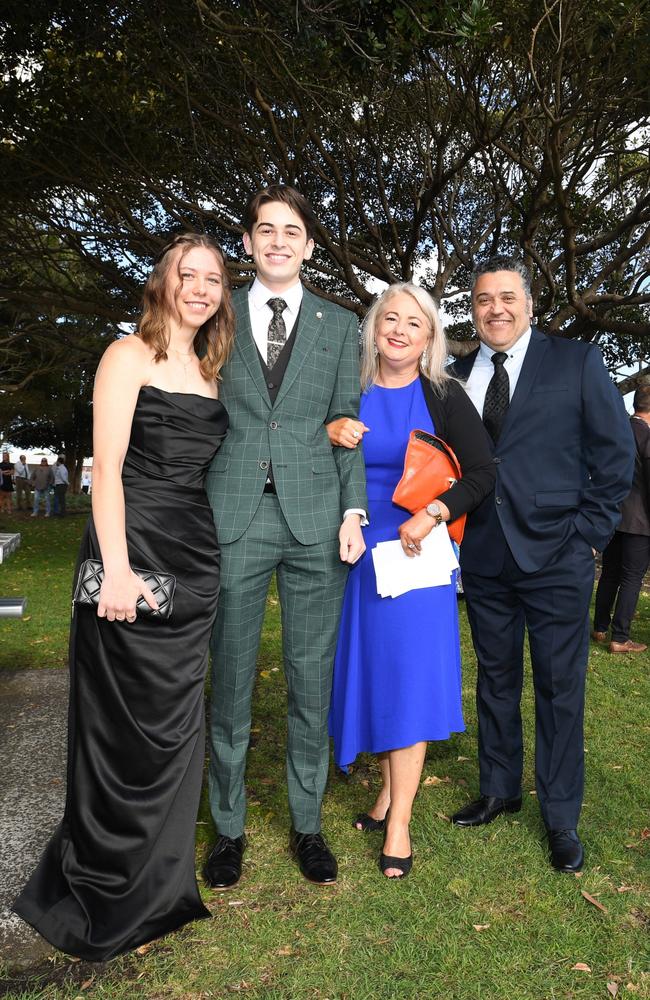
top-left (379, 812), bottom-right (412, 878)
top-left (379, 851), bottom-right (413, 879)
top-left (353, 812), bottom-right (387, 832)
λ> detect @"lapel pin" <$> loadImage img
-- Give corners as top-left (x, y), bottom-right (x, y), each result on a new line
top-left (316, 311), bottom-right (323, 319)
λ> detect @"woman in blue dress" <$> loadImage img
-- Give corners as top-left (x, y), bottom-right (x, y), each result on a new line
top-left (327, 283), bottom-right (494, 878)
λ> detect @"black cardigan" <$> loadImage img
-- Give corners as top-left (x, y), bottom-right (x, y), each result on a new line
top-left (418, 373), bottom-right (495, 523)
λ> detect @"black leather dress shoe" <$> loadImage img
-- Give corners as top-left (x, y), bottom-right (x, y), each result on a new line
top-left (290, 830), bottom-right (337, 885)
top-left (547, 829), bottom-right (584, 872)
top-left (204, 834), bottom-right (247, 890)
top-left (451, 794), bottom-right (522, 827)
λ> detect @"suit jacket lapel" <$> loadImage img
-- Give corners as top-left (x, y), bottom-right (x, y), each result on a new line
top-left (232, 287), bottom-right (272, 407)
top-left (272, 288), bottom-right (324, 409)
top-left (501, 326), bottom-right (548, 437)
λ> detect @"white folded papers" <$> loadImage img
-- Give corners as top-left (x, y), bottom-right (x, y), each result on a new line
top-left (371, 525), bottom-right (459, 598)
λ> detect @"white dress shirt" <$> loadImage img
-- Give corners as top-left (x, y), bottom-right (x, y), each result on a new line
top-left (248, 278), bottom-right (303, 365)
top-left (464, 328), bottom-right (532, 417)
top-left (14, 461), bottom-right (29, 479)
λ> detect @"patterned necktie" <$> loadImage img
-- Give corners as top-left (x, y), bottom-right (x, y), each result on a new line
top-left (266, 297), bottom-right (288, 369)
top-left (482, 351), bottom-right (510, 442)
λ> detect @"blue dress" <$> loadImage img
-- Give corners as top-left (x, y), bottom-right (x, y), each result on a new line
top-left (329, 378), bottom-right (464, 769)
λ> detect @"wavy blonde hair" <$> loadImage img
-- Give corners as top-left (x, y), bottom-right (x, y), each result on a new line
top-left (360, 282), bottom-right (450, 393)
top-left (138, 233), bottom-right (235, 381)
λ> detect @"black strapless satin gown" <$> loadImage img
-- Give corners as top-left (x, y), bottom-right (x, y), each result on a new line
top-left (13, 387), bottom-right (228, 961)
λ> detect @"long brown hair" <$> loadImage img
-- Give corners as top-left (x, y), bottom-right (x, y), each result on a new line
top-left (138, 233), bottom-right (235, 381)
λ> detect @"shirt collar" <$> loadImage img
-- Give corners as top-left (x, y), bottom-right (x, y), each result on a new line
top-left (249, 277), bottom-right (303, 315)
top-left (477, 326), bottom-right (532, 363)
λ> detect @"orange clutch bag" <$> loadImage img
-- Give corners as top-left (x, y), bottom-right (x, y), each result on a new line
top-left (392, 429), bottom-right (466, 545)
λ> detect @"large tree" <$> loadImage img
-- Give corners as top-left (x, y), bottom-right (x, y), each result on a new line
top-left (1, 0), bottom-right (649, 394)
top-left (0, 357), bottom-right (94, 491)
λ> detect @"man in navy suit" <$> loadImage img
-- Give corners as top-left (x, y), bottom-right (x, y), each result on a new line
top-left (450, 255), bottom-right (635, 871)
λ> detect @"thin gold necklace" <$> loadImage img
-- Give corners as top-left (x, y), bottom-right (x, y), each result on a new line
top-left (171, 347), bottom-right (195, 385)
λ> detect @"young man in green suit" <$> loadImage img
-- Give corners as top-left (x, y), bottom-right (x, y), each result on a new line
top-left (204, 185), bottom-right (367, 887)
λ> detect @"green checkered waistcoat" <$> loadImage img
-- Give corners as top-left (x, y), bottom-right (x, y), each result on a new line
top-left (205, 286), bottom-right (367, 539)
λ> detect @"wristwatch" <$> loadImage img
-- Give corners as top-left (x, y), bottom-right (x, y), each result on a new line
top-left (425, 502), bottom-right (444, 526)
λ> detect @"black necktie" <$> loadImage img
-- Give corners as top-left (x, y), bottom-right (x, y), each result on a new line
top-left (482, 351), bottom-right (510, 442)
top-left (266, 297), bottom-right (288, 369)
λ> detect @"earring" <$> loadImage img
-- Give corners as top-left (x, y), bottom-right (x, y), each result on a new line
top-left (373, 341), bottom-right (379, 356)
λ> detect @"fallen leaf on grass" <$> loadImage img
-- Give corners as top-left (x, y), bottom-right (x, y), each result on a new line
top-left (640, 828), bottom-right (650, 840)
top-left (276, 945), bottom-right (294, 956)
top-left (135, 943), bottom-right (153, 955)
top-left (607, 983), bottom-right (619, 997)
top-left (581, 890), bottom-right (608, 914)
top-left (617, 885), bottom-right (634, 893)
top-left (611, 765), bottom-right (623, 770)
top-left (456, 756), bottom-right (469, 761)
top-left (80, 980), bottom-right (94, 991)
top-left (259, 670), bottom-right (270, 679)
top-left (571, 963), bottom-right (591, 972)
top-left (472, 923), bottom-right (490, 931)
top-left (529, 789), bottom-right (537, 796)
top-left (436, 812), bottom-right (451, 822)
top-left (228, 900), bottom-right (244, 906)
top-left (423, 775), bottom-right (450, 786)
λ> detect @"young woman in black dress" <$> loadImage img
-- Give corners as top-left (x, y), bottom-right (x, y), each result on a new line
top-left (14, 234), bottom-right (234, 960)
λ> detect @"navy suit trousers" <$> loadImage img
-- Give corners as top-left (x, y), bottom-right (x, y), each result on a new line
top-left (462, 530), bottom-right (595, 830)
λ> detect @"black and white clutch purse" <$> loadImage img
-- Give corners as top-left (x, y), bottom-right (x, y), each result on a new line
top-left (73, 559), bottom-right (176, 619)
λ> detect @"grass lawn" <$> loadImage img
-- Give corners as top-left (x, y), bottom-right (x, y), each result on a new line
top-left (0, 512), bottom-right (648, 999)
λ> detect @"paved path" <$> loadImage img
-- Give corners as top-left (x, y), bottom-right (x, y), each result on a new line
top-left (0, 669), bottom-right (68, 968)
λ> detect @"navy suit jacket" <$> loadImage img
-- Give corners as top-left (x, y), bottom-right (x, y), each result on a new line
top-left (451, 327), bottom-right (635, 575)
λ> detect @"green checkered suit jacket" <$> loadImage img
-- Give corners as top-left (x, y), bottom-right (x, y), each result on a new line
top-left (206, 285), bottom-right (367, 544)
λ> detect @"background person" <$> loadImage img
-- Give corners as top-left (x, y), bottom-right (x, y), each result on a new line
top-left (205, 184), bottom-right (367, 891)
top-left (327, 283), bottom-right (495, 879)
top-left (13, 454), bottom-right (31, 510)
top-left (52, 455), bottom-right (69, 516)
top-left (30, 458), bottom-right (54, 517)
top-left (593, 384), bottom-right (650, 653)
top-left (13, 233), bottom-right (234, 961)
top-left (449, 255), bottom-right (635, 873)
top-left (0, 450), bottom-right (14, 514)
